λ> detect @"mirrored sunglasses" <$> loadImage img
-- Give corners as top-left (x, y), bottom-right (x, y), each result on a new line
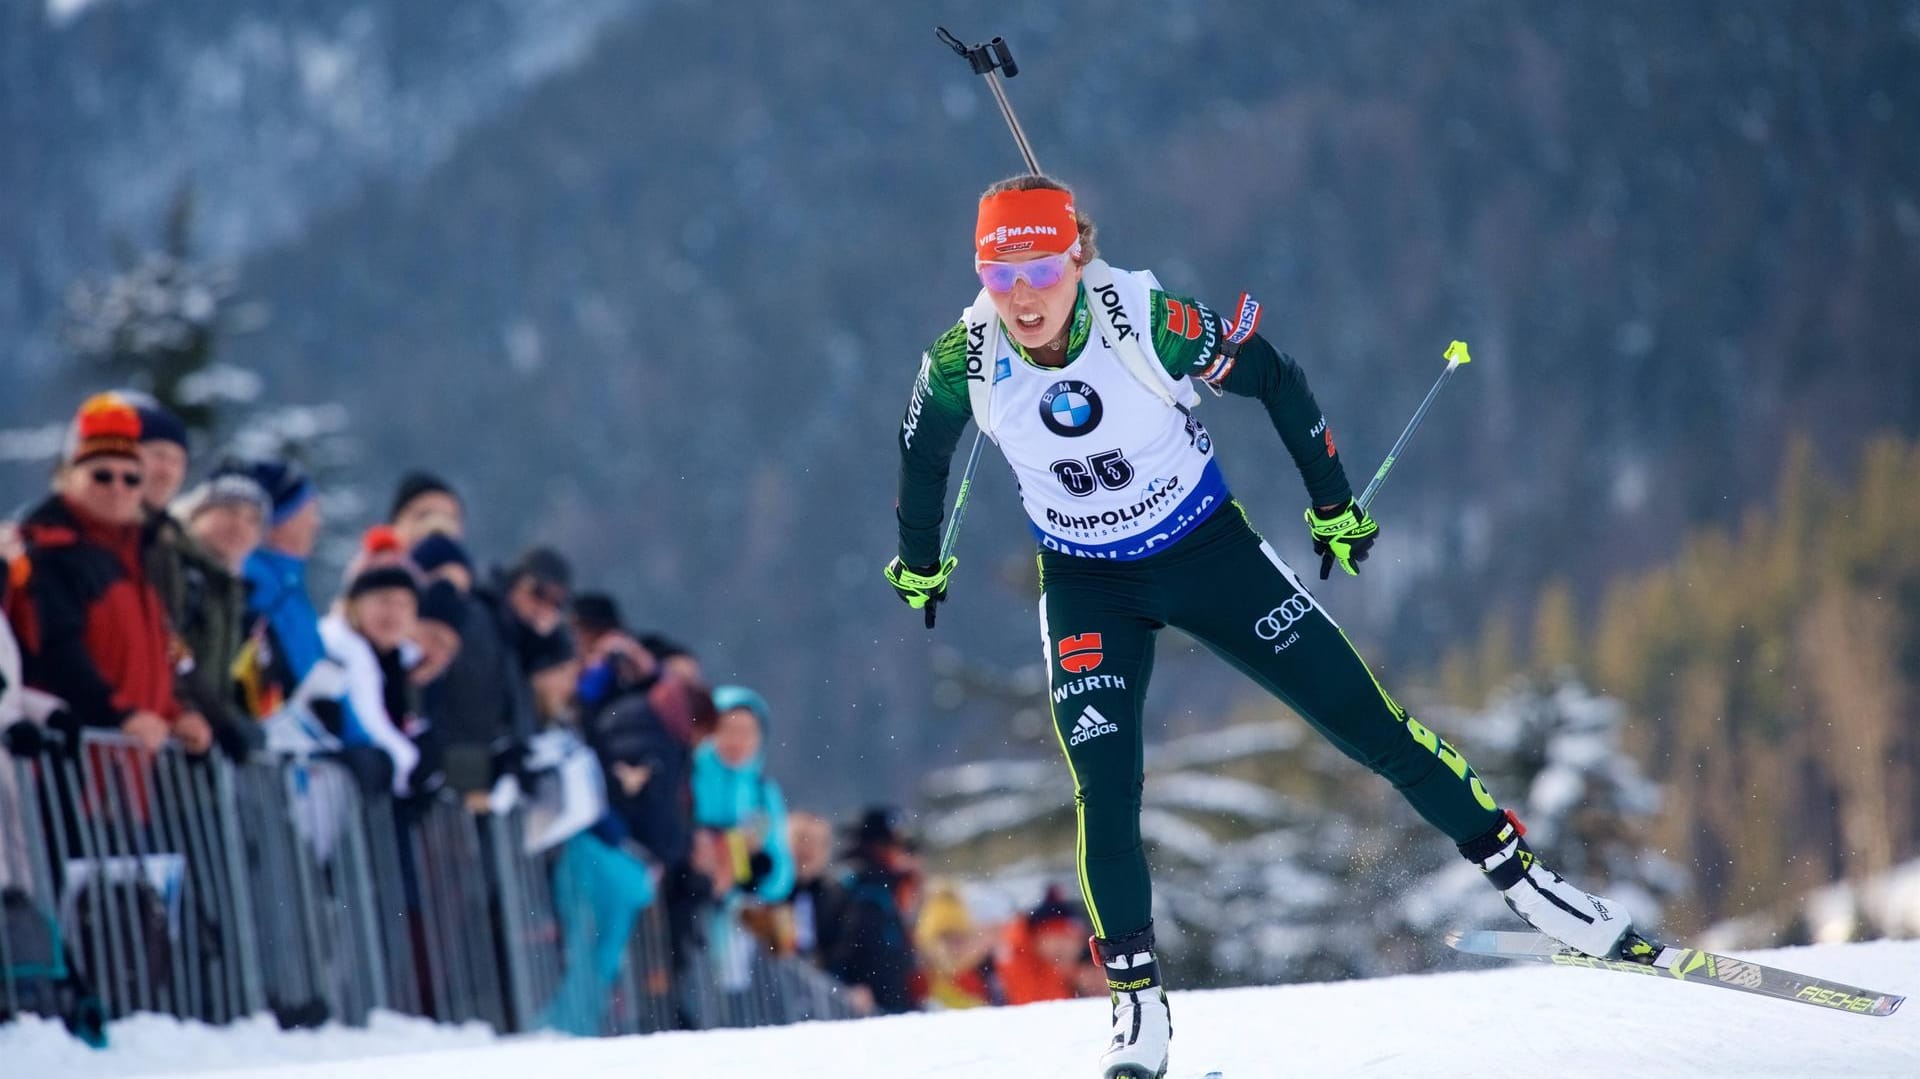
top-left (976, 247), bottom-right (1078, 293)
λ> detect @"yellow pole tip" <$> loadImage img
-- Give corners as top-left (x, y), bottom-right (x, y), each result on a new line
top-left (1445, 340), bottom-right (1472, 365)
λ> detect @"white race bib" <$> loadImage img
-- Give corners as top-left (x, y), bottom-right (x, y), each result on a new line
top-left (986, 318), bottom-right (1227, 560)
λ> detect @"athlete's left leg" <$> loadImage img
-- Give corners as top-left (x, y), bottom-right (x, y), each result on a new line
top-left (1162, 506), bottom-right (1635, 956)
top-left (1161, 508), bottom-right (1500, 841)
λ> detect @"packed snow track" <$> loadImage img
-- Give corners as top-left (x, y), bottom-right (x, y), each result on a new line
top-left (4, 940), bottom-right (1913, 1078)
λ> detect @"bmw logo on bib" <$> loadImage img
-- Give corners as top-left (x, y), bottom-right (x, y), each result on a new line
top-left (1039, 380), bottom-right (1103, 437)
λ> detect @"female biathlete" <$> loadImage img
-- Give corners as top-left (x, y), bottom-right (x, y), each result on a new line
top-left (886, 177), bottom-right (1633, 1079)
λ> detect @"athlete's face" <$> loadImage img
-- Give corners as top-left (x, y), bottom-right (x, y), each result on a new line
top-left (987, 250), bottom-right (1082, 352)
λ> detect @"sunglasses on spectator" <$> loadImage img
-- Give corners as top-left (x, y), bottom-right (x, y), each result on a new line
top-left (88, 467), bottom-right (143, 489)
top-left (975, 245), bottom-right (1080, 293)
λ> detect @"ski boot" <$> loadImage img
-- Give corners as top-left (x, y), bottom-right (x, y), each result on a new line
top-left (1094, 924), bottom-right (1171, 1079)
top-left (1459, 809), bottom-right (1634, 959)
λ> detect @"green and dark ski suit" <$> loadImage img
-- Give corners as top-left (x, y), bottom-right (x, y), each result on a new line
top-left (895, 277), bottom-right (1502, 941)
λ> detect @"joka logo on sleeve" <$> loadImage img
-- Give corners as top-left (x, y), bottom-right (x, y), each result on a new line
top-left (1058, 632), bottom-right (1103, 674)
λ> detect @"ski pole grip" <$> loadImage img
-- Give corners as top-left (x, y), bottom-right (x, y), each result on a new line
top-left (936, 27), bottom-right (1018, 77)
top-left (991, 38), bottom-right (1018, 77)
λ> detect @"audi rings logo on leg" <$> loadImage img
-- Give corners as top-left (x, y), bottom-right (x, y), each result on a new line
top-left (1254, 596), bottom-right (1315, 640)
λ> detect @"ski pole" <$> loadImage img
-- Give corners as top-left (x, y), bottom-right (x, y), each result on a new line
top-left (926, 27), bottom-right (1038, 628)
top-left (1356, 339), bottom-right (1472, 513)
top-left (935, 29), bottom-right (1041, 173)
top-left (928, 435), bottom-right (985, 627)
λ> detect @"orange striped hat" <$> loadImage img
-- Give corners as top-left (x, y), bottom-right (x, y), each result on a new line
top-left (66, 393), bottom-right (143, 465)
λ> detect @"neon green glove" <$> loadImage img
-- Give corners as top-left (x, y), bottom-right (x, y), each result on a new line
top-left (1305, 500), bottom-right (1380, 579)
top-left (884, 556), bottom-right (958, 627)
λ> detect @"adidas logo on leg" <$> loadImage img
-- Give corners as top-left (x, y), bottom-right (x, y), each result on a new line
top-left (1069, 705), bottom-right (1120, 747)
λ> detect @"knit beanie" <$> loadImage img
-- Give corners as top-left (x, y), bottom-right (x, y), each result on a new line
top-left (177, 468), bottom-right (272, 522)
top-left (571, 592), bottom-right (623, 637)
top-left (711, 684), bottom-right (771, 733)
top-left (410, 533), bottom-right (473, 576)
top-left (638, 633), bottom-right (690, 662)
top-left (239, 458), bottom-right (316, 527)
top-left (65, 393), bottom-right (143, 465)
top-left (915, 888), bottom-right (975, 943)
top-left (333, 524), bottom-right (416, 599)
top-left (507, 546), bottom-right (572, 591)
top-left (346, 564), bottom-right (421, 603)
top-left (417, 579), bottom-right (467, 634)
top-left (119, 392), bottom-right (189, 451)
top-left (390, 471), bottom-right (458, 522)
top-left (843, 805), bottom-right (913, 857)
top-left (1026, 885), bottom-right (1084, 934)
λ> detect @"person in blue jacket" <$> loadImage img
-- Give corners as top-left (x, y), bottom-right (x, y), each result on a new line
top-left (240, 458), bottom-right (331, 688)
top-left (691, 684), bottom-right (794, 905)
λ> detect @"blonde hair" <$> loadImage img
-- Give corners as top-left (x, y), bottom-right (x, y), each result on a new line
top-left (981, 175), bottom-right (1097, 264)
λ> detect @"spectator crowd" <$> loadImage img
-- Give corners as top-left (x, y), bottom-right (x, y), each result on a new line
top-left (0, 391), bottom-right (1108, 1037)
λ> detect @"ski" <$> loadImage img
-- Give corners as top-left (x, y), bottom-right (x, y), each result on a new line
top-left (1447, 929), bottom-right (1904, 1017)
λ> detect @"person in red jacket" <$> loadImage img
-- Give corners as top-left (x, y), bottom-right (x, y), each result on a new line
top-left (994, 887), bottom-right (1104, 1006)
top-left (3, 394), bottom-right (211, 755)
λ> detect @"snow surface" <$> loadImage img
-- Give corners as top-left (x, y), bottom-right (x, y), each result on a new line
top-left (5, 940), bottom-right (1914, 1078)
top-left (0, 1010), bottom-right (498, 1079)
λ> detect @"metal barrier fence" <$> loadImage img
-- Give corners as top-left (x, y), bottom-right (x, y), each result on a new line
top-left (0, 730), bottom-right (862, 1038)
top-left (1, 733), bottom-right (264, 1026)
top-left (682, 910), bottom-right (864, 1029)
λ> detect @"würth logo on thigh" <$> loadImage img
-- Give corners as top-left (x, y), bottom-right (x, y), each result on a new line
top-left (1059, 632), bottom-right (1104, 673)
top-left (1069, 704), bottom-right (1119, 746)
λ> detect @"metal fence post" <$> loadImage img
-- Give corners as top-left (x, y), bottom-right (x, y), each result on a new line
top-left (484, 809), bottom-right (538, 1032)
top-left (358, 792), bottom-right (420, 1017)
top-left (147, 750), bottom-right (198, 1019)
top-left (209, 755), bottom-right (265, 1017)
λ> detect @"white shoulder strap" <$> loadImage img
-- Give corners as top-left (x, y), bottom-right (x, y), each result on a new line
top-left (966, 262), bottom-right (1197, 441)
top-left (962, 289), bottom-right (1004, 443)
top-left (1081, 260), bottom-right (1201, 412)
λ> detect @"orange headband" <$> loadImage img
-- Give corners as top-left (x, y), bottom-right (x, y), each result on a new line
top-left (975, 187), bottom-right (1078, 261)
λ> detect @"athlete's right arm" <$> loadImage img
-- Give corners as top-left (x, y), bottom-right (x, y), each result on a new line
top-left (895, 322), bottom-right (976, 569)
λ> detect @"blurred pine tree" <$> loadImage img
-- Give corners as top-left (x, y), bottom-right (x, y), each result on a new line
top-left (1447, 434), bottom-right (1918, 935)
